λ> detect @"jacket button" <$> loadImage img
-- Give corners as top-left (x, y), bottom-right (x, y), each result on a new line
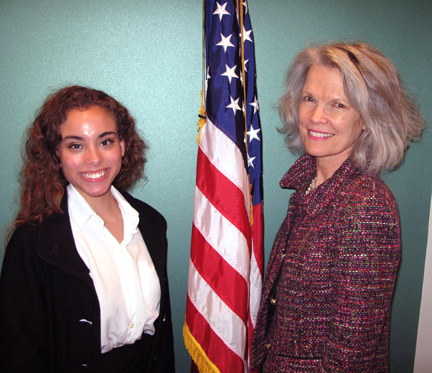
top-left (162, 314), bottom-right (167, 323)
top-left (270, 298), bottom-right (277, 306)
top-left (265, 343), bottom-right (271, 351)
top-left (80, 363), bottom-right (94, 371)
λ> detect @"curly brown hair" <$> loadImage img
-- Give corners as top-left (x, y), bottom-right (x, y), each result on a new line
top-left (15, 85), bottom-right (147, 227)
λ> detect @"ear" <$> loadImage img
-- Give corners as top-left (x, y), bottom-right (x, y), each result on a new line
top-left (56, 150), bottom-right (62, 167)
top-left (120, 139), bottom-right (125, 157)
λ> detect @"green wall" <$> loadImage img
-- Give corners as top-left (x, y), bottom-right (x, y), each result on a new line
top-left (1, 1), bottom-right (431, 371)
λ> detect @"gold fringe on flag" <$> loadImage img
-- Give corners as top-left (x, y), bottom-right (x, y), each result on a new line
top-left (183, 321), bottom-right (221, 373)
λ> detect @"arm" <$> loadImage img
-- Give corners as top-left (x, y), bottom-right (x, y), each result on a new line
top-left (151, 267), bottom-right (176, 373)
top-left (0, 226), bottom-right (48, 372)
top-left (318, 187), bottom-right (400, 372)
top-left (151, 217), bottom-right (175, 373)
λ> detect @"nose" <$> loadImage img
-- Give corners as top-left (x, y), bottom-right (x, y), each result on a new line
top-left (84, 146), bottom-right (103, 166)
top-left (310, 105), bottom-right (327, 124)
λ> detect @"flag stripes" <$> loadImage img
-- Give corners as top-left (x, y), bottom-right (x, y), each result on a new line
top-left (191, 225), bottom-right (249, 320)
top-left (187, 262), bottom-right (247, 358)
top-left (193, 187), bottom-right (250, 282)
top-left (184, 1), bottom-right (263, 372)
top-left (186, 115), bottom-right (251, 370)
top-left (196, 149), bottom-right (251, 250)
top-left (185, 298), bottom-right (244, 372)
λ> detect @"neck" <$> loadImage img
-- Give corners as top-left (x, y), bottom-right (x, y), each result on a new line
top-left (84, 188), bottom-right (124, 244)
top-left (81, 188), bottom-right (119, 217)
top-left (315, 156), bottom-right (349, 187)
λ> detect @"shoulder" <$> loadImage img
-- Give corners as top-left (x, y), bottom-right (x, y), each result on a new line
top-left (118, 189), bottom-right (167, 229)
top-left (2, 223), bottom-right (45, 277)
top-left (6, 223), bottom-right (40, 252)
top-left (346, 173), bottom-right (397, 210)
top-left (5, 209), bottom-right (71, 256)
top-left (337, 171), bottom-right (400, 229)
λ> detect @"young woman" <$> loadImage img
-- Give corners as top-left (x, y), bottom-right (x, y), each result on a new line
top-left (0, 86), bottom-right (175, 372)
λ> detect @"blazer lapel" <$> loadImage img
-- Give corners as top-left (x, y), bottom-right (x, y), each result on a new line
top-left (36, 193), bottom-right (93, 286)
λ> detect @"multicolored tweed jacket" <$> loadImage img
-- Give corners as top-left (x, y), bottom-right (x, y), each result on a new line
top-left (251, 154), bottom-right (400, 373)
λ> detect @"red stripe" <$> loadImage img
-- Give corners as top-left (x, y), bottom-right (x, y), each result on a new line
top-left (196, 148), bottom-right (252, 250)
top-left (247, 311), bottom-right (255, 373)
top-left (186, 297), bottom-right (245, 373)
top-left (252, 202), bottom-right (264, 277)
top-left (191, 225), bottom-right (249, 323)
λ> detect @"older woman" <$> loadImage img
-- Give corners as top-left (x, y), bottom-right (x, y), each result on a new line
top-left (0, 86), bottom-right (175, 372)
top-left (251, 42), bottom-right (424, 372)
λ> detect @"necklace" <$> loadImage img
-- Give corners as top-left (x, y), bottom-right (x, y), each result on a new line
top-left (305, 176), bottom-right (317, 195)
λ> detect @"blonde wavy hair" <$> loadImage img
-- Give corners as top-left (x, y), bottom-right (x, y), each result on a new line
top-left (279, 42), bottom-right (425, 173)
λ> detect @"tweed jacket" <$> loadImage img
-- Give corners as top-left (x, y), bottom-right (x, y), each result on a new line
top-left (251, 154), bottom-right (400, 373)
top-left (0, 190), bottom-right (175, 373)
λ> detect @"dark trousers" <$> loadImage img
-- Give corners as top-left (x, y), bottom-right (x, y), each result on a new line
top-left (101, 334), bottom-right (154, 373)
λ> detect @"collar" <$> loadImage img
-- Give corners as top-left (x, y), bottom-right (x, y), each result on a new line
top-left (281, 154), bottom-right (362, 217)
top-left (67, 184), bottom-right (140, 246)
top-left (67, 184), bottom-right (100, 228)
top-left (111, 186), bottom-right (140, 246)
top-left (37, 187), bottom-right (163, 286)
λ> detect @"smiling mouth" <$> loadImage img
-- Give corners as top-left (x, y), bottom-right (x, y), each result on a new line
top-left (81, 170), bottom-right (108, 179)
top-left (309, 130), bottom-right (333, 138)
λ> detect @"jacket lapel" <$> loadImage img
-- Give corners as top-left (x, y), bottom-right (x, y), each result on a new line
top-left (36, 192), bottom-right (93, 286)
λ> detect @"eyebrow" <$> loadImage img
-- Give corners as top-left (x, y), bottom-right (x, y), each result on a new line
top-left (301, 90), bottom-right (347, 101)
top-left (99, 131), bottom-right (117, 138)
top-left (62, 131), bottom-right (118, 141)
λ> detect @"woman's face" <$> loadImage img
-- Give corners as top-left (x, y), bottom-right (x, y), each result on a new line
top-left (57, 105), bottom-right (125, 206)
top-left (298, 65), bottom-right (364, 171)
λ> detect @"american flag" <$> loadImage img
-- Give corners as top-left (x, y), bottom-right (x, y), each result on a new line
top-left (184, 1), bottom-right (264, 372)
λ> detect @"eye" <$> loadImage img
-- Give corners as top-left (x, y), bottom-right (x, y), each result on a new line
top-left (335, 102), bottom-right (346, 109)
top-left (303, 95), bottom-right (315, 103)
top-left (100, 138), bottom-right (114, 146)
top-left (67, 143), bottom-right (82, 149)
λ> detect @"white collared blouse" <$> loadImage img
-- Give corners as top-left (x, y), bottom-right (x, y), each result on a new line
top-left (67, 184), bottom-right (161, 353)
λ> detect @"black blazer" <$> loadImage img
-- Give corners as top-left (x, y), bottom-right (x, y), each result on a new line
top-left (0, 190), bottom-right (175, 372)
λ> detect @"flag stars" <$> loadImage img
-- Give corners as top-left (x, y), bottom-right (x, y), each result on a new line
top-left (221, 64), bottom-right (239, 83)
top-left (216, 34), bottom-right (235, 53)
top-left (243, 1), bottom-right (248, 13)
top-left (247, 154), bottom-right (256, 168)
top-left (250, 96), bottom-right (259, 114)
top-left (242, 27), bottom-right (253, 43)
top-left (213, 2), bottom-right (230, 21)
top-left (236, 57), bottom-right (249, 74)
top-left (247, 125), bottom-right (261, 143)
top-left (226, 96), bottom-right (241, 115)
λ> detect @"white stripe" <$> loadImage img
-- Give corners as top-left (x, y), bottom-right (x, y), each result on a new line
top-left (249, 246), bottom-right (263, 328)
top-left (199, 119), bottom-right (251, 218)
top-left (188, 260), bottom-right (247, 361)
top-left (194, 187), bottom-right (250, 281)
